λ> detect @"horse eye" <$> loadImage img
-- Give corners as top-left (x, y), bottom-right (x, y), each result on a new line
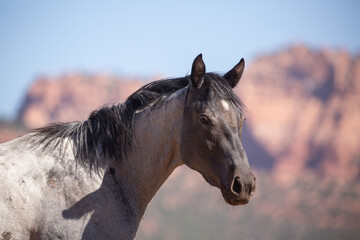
top-left (199, 115), bottom-right (209, 124)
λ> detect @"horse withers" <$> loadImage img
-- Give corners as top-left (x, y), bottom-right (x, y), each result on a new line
top-left (0, 54), bottom-right (256, 239)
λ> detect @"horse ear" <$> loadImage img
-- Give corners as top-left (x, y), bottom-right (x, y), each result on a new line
top-left (224, 58), bottom-right (245, 88)
top-left (191, 54), bottom-right (206, 89)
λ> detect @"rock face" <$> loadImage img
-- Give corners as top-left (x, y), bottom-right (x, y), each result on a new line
top-left (16, 45), bottom-right (360, 183)
top-left (237, 45), bottom-right (360, 183)
top-left (18, 73), bottom-right (144, 128)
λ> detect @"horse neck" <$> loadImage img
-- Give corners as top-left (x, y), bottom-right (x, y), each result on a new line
top-left (110, 87), bottom-right (187, 221)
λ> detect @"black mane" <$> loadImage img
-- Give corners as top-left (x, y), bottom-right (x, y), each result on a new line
top-left (31, 73), bottom-right (243, 171)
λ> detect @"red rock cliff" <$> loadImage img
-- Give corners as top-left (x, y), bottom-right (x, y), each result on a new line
top-left (17, 45), bottom-right (360, 183)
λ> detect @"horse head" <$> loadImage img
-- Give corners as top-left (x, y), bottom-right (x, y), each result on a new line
top-left (180, 54), bottom-right (256, 205)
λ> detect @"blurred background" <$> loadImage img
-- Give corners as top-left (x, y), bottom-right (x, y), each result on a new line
top-left (1, 1), bottom-right (360, 239)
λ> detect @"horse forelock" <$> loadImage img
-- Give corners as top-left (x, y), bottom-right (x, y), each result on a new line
top-left (186, 73), bottom-right (245, 114)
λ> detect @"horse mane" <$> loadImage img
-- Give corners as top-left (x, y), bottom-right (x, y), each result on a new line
top-left (30, 73), bottom-right (244, 171)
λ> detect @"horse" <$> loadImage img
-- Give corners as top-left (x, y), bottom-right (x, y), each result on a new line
top-left (0, 54), bottom-right (256, 240)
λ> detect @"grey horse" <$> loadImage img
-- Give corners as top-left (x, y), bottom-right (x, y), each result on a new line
top-left (0, 54), bottom-right (256, 239)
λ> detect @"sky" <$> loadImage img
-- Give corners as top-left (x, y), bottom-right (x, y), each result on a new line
top-left (0, 0), bottom-right (359, 119)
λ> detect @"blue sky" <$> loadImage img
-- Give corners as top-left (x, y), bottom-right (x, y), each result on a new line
top-left (0, 0), bottom-right (359, 119)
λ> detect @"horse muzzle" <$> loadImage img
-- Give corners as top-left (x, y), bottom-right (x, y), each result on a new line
top-left (221, 173), bottom-right (256, 205)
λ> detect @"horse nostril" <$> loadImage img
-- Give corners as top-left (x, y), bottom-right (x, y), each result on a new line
top-left (248, 185), bottom-right (253, 195)
top-left (232, 177), bottom-right (242, 195)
